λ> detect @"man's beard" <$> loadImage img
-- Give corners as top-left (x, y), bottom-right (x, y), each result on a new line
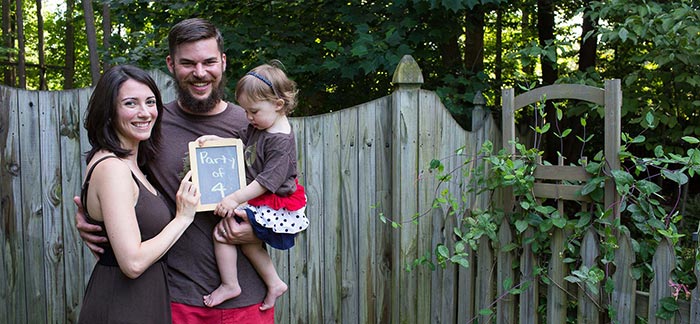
top-left (175, 74), bottom-right (226, 114)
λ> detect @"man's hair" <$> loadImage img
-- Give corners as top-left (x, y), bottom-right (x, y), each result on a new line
top-left (168, 18), bottom-right (224, 57)
top-left (84, 65), bottom-right (164, 166)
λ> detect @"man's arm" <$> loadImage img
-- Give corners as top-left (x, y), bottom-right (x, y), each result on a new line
top-left (214, 208), bottom-right (261, 245)
top-left (73, 196), bottom-right (107, 256)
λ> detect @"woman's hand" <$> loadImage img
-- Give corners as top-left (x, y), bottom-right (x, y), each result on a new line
top-left (175, 171), bottom-right (200, 222)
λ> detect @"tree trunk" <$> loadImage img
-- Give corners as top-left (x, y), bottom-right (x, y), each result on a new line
top-left (14, 0), bottom-right (25, 88)
top-left (36, 0), bottom-right (46, 90)
top-left (537, 0), bottom-right (557, 85)
top-left (495, 7), bottom-right (502, 105)
top-left (434, 10), bottom-right (462, 74)
top-left (537, 0), bottom-right (560, 163)
top-left (578, 0), bottom-right (597, 72)
top-left (101, 2), bottom-right (111, 71)
top-left (64, 0), bottom-right (75, 89)
top-left (2, 0), bottom-right (13, 86)
top-left (520, 3), bottom-right (534, 76)
top-left (464, 6), bottom-right (484, 74)
top-left (82, 0), bottom-right (100, 85)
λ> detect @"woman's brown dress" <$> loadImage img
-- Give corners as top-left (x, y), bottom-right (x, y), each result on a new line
top-left (78, 156), bottom-right (173, 324)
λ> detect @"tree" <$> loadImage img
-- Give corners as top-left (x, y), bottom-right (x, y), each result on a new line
top-left (64, 0), bottom-right (75, 89)
top-left (2, 0), bottom-right (13, 85)
top-left (578, 0), bottom-right (597, 72)
top-left (36, 0), bottom-right (46, 90)
top-left (15, 0), bottom-right (24, 88)
top-left (101, 2), bottom-right (110, 71)
top-left (82, 0), bottom-right (99, 85)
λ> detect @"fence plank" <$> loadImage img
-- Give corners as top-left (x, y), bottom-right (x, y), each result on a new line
top-left (519, 228), bottom-right (538, 324)
top-left (18, 89), bottom-right (48, 324)
top-left (392, 81), bottom-right (420, 324)
top-left (59, 89), bottom-right (85, 322)
top-left (39, 90), bottom-right (66, 323)
top-left (355, 98), bottom-right (387, 324)
top-left (690, 264), bottom-right (700, 324)
top-left (301, 115), bottom-right (325, 323)
top-left (547, 226), bottom-right (567, 323)
top-left (497, 221), bottom-right (516, 324)
top-left (1, 86), bottom-right (28, 324)
top-left (513, 84), bottom-right (605, 108)
top-left (612, 232), bottom-right (636, 323)
top-left (339, 106), bottom-right (360, 323)
top-left (578, 227), bottom-right (600, 324)
top-left (434, 90), bottom-right (462, 324)
top-left (533, 164), bottom-right (591, 181)
top-left (370, 97), bottom-right (394, 324)
top-left (418, 90), bottom-right (441, 324)
top-left (532, 183), bottom-right (591, 202)
top-left (476, 235), bottom-right (494, 323)
top-left (76, 87), bottom-right (94, 288)
top-left (324, 112), bottom-right (343, 322)
top-left (648, 238), bottom-right (675, 324)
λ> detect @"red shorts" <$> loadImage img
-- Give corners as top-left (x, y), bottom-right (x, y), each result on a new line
top-left (171, 302), bottom-right (274, 324)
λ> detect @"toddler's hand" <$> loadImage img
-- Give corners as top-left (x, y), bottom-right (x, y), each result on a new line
top-left (214, 195), bottom-right (241, 218)
top-left (196, 135), bottom-right (224, 146)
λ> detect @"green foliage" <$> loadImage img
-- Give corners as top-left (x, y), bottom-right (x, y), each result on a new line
top-left (590, 0), bottom-right (700, 154)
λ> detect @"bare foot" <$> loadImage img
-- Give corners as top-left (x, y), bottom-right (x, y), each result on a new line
top-left (203, 283), bottom-right (241, 307)
top-left (259, 281), bottom-right (288, 311)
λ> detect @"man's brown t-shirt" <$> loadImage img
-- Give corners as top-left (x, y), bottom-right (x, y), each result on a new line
top-left (149, 101), bottom-right (266, 308)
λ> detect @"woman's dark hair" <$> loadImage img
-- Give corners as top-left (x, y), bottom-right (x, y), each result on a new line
top-left (84, 65), bottom-right (164, 166)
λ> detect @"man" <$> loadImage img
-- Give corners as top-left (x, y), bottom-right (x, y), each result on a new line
top-left (75, 18), bottom-right (274, 323)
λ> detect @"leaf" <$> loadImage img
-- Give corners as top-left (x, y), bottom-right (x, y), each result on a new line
top-left (429, 159), bottom-right (442, 170)
top-left (661, 169), bottom-right (689, 185)
top-left (479, 308), bottom-right (494, 316)
top-left (635, 180), bottom-right (662, 195)
top-left (437, 244), bottom-right (449, 258)
top-left (682, 136), bottom-right (700, 144)
top-left (451, 256), bottom-right (470, 268)
top-left (515, 220), bottom-right (529, 233)
top-left (654, 145), bottom-right (664, 158)
top-left (645, 111), bottom-right (654, 127)
top-left (351, 44), bottom-right (368, 57)
top-left (619, 27), bottom-right (629, 42)
top-left (503, 278), bottom-right (513, 290)
top-left (552, 217), bottom-right (567, 229)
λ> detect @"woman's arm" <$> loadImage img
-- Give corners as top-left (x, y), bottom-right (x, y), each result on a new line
top-left (92, 161), bottom-right (199, 278)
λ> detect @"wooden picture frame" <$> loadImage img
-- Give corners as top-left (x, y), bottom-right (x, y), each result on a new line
top-left (188, 138), bottom-right (246, 211)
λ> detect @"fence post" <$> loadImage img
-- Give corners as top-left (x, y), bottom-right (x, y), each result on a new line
top-left (472, 91), bottom-right (485, 131)
top-left (391, 55), bottom-right (424, 91)
top-left (390, 54), bottom-right (424, 324)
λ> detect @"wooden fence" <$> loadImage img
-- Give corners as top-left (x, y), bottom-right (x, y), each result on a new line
top-left (1, 55), bottom-right (698, 324)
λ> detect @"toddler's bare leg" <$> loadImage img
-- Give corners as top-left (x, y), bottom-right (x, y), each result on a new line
top-left (203, 238), bottom-right (242, 307)
top-left (242, 243), bottom-right (288, 311)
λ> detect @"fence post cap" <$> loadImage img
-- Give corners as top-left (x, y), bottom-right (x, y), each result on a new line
top-left (391, 55), bottom-right (424, 87)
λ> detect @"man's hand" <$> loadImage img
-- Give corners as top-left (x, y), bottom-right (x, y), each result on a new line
top-left (214, 209), bottom-right (260, 245)
top-left (74, 196), bottom-right (107, 257)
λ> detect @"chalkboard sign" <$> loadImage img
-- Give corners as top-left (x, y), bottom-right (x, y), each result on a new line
top-left (188, 138), bottom-right (246, 211)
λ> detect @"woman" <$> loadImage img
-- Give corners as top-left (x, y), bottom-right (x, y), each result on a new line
top-left (78, 65), bottom-right (200, 323)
